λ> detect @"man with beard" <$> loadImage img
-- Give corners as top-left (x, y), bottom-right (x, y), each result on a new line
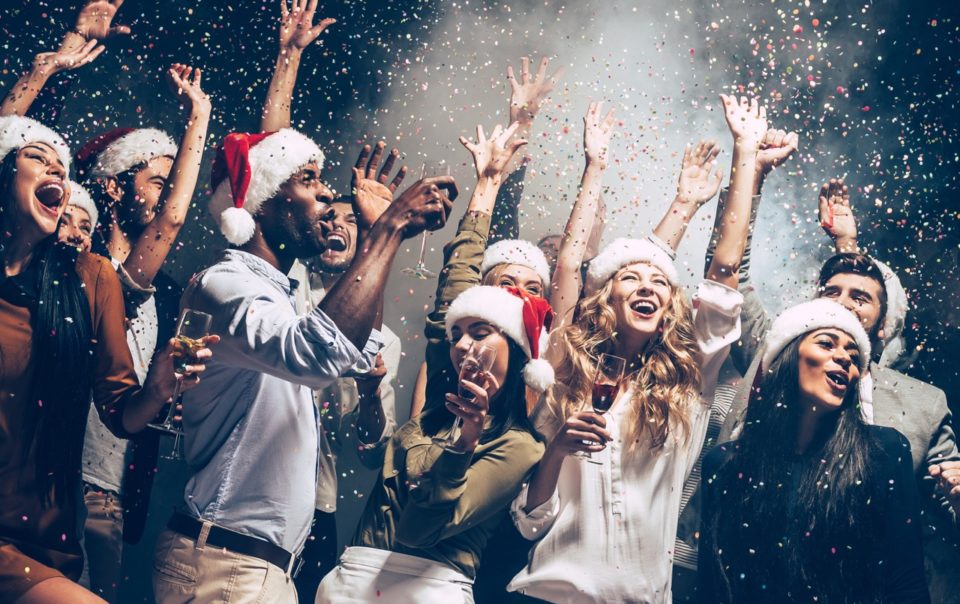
top-left (152, 126), bottom-right (455, 603)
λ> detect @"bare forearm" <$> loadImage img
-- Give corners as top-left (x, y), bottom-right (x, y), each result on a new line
top-left (321, 221), bottom-right (404, 348)
top-left (123, 108), bottom-right (210, 288)
top-left (523, 449), bottom-right (563, 513)
top-left (707, 143), bottom-right (757, 287)
top-left (261, 49), bottom-right (302, 132)
top-left (121, 388), bottom-right (166, 434)
top-left (0, 68), bottom-right (51, 117)
top-left (356, 394), bottom-right (387, 444)
top-left (653, 196), bottom-right (696, 251)
top-left (467, 175), bottom-right (506, 215)
top-left (506, 118), bottom-right (534, 172)
top-left (552, 161), bottom-right (604, 321)
top-left (834, 236), bottom-right (859, 254)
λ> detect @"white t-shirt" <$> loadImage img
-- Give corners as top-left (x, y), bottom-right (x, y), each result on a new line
top-left (507, 280), bottom-right (743, 604)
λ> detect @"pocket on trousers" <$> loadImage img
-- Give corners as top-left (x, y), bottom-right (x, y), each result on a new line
top-left (152, 533), bottom-right (198, 587)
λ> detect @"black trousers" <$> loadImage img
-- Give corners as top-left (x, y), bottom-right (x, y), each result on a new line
top-left (293, 509), bottom-right (338, 602)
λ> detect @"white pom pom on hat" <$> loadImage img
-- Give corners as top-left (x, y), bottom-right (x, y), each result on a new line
top-left (0, 115), bottom-right (71, 173)
top-left (585, 237), bottom-right (679, 294)
top-left (208, 129), bottom-right (325, 246)
top-left (481, 239), bottom-right (552, 288)
top-left (445, 285), bottom-right (556, 391)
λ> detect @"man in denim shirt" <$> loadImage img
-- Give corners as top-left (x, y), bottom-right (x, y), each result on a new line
top-left (152, 128), bottom-right (456, 603)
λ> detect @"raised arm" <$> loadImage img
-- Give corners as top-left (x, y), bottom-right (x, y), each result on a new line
top-left (260, 0), bottom-right (335, 131)
top-left (122, 64), bottom-right (211, 289)
top-left (818, 179), bottom-right (859, 253)
top-left (550, 101), bottom-right (616, 327)
top-left (0, 41), bottom-right (104, 117)
top-left (704, 95), bottom-right (768, 289)
top-left (652, 140), bottom-right (724, 250)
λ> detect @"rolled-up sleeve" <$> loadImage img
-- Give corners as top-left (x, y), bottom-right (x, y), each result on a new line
top-left (186, 269), bottom-right (364, 390)
top-left (510, 481), bottom-right (561, 540)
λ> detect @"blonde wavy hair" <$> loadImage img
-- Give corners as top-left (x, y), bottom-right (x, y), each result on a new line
top-left (548, 275), bottom-right (701, 450)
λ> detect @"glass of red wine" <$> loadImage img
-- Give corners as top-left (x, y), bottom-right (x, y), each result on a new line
top-left (433, 342), bottom-right (497, 450)
top-left (575, 353), bottom-right (626, 464)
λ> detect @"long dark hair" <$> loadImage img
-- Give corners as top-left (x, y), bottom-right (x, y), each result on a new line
top-left (421, 338), bottom-right (538, 444)
top-left (0, 151), bottom-right (95, 506)
top-left (706, 336), bottom-right (883, 603)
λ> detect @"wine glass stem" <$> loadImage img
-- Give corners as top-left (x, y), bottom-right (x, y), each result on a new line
top-left (416, 231), bottom-right (428, 264)
top-left (449, 417), bottom-right (462, 443)
top-left (161, 377), bottom-right (184, 429)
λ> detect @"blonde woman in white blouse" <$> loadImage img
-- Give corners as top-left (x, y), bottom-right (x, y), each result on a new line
top-left (508, 96), bottom-right (768, 603)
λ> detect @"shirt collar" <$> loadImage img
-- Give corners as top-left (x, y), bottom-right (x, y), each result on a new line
top-left (223, 249), bottom-right (297, 295)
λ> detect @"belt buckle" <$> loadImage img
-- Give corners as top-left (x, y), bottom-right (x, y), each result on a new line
top-left (287, 554), bottom-right (304, 579)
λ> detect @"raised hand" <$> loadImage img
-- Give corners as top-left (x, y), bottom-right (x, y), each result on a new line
top-left (165, 63), bottom-right (211, 115)
top-left (583, 101), bottom-right (617, 167)
top-left (279, 0), bottom-right (336, 53)
top-left (507, 56), bottom-right (563, 126)
top-left (929, 461), bottom-right (960, 518)
top-left (818, 178), bottom-right (858, 253)
top-left (719, 94), bottom-right (767, 146)
top-left (547, 411), bottom-right (611, 458)
top-left (351, 141), bottom-right (407, 230)
top-left (756, 127), bottom-right (799, 174)
top-left (676, 140), bottom-right (723, 207)
top-left (444, 371), bottom-right (499, 452)
top-left (384, 175), bottom-right (458, 239)
top-left (32, 39), bottom-right (105, 76)
top-left (73, 0), bottom-right (131, 40)
top-left (459, 122), bottom-right (527, 181)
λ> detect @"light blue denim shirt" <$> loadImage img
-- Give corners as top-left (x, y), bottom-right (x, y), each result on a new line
top-left (179, 250), bottom-right (383, 553)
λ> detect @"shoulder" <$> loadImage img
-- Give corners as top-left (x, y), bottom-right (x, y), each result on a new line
top-left (872, 364), bottom-right (948, 406)
top-left (76, 250), bottom-right (121, 296)
top-left (866, 425), bottom-right (913, 466)
top-left (485, 428), bottom-right (545, 466)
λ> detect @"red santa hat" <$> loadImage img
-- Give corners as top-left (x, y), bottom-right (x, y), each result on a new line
top-left (76, 127), bottom-right (177, 178)
top-left (0, 115), bottom-right (71, 172)
top-left (446, 285), bottom-right (555, 391)
top-left (481, 239), bottom-right (552, 288)
top-left (585, 237), bottom-right (679, 294)
top-left (66, 180), bottom-right (98, 229)
top-left (208, 129), bottom-right (325, 245)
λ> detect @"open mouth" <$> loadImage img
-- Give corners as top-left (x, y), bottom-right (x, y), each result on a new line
top-left (630, 299), bottom-right (658, 318)
top-left (35, 181), bottom-right (65, 211)
top-left (325, 232), bottom-right (348, 252)
top-left (826, 370), bottom-right (849, 392)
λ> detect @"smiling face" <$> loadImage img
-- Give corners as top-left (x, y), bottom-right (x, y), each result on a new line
top-left (609, 261), bottom-right (673, 344)
top-left (6, 143), bottom-right (69, 242)
top-left (58, 204), bottom-right (93, 252)
top-left (817, 274), bottom-right (885, 341)
top-left (483, 263), bottom-right (545, 297)
top-left (259, 162), bottom-right (335, 259)
top-left (315, 200), bottom-right (357, 273)
top-left (797, 328), bottom-right (863, 410)
top-left (111, 155), bottom-right (173, 234)
top-left (449, 317), bottom-right (511, 401)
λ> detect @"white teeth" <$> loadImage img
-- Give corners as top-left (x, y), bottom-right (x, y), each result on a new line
top-left (631, 300), bottom-right (656, 314)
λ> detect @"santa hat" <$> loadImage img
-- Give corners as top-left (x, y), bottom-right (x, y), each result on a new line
top-left (446, 285), bottom-right (555, 391)
top-left (208, 129), bottom-right (325, 246)
top-left (869, 257), bottom-right (908, 348)
top-left (0, 115), bottom-right (71, 172)
top-left (584, 237), bottom-right (678, 294)
top-left (481, 239), bottom-right (552, 288)
top-left (759, 299), bottom-right (872, 412)
top-left (76, 127), bottom-right (177, 177)
top-left (66, 180), bottom-right (98, 229)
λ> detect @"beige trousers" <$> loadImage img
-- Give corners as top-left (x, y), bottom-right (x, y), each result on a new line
top-left (152, 528), bottom-right (298, 604)
top-left (80, 487), bottom-right (124, 602)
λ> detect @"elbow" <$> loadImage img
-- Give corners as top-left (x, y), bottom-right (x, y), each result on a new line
top-left (396, 523), bottom-right (442, 549)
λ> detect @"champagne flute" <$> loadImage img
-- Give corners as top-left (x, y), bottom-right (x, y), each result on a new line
top-left (401, 162), bottom-right (449, 279)
top-left (575, 353), bottom-right (626, 464)
top-left (434, 342), bottom-right (497, 450)
top-left (147, 308), bottom-right (211, 461)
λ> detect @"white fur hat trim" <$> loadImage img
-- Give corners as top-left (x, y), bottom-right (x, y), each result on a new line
top-left (89, 128), bottom-right (177, 177)
top-left (762, 299), bottom-right (871, 374)
top-left (67, 180), bottom-right (98, 229)
top-left (481, 239), bottom-right (552, 288)
top-left (209, 128), bottom-right (325, 246)
top-left (870, 258), bottom-right (908, 345)
top-left (0, 116), bottom-right (71, 173)
top-left (445, 285), bottom-right (554, 391)
top-left (585, 237), bottom-right (678, 294)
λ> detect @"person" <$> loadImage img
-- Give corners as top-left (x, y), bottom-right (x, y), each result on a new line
top-left (717, 175), bottom-right (960, 598)
top-left (699, 299), bottom-right (930, 603)
top-left (671, 123), bottom-right (799, 600)
top-left (70, 62), bottom-right (211, 601)
top-left (505, 95), bottom-right (753, 604)
top-left (151, 126), bottom-right (456, 603)
top-left (0, 116), bottom-right (212, 603)
top-left (58, 179), bottom-right (99, 252)
top-left (315, 284), bottom-right (551, 604)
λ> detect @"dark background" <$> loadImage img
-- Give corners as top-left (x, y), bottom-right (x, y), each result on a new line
top-left (1, 1), bottom-right (958, 600)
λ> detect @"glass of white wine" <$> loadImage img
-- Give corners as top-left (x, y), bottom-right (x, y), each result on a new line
top-left (401, 162), bottom-right (449, 279)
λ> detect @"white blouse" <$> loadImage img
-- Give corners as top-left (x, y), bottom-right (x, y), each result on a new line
top-left (507, 280), bottom-right (743, 604)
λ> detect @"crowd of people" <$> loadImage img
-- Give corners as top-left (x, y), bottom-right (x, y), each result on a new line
top-left (0, 1), bottom-right (957, 603)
